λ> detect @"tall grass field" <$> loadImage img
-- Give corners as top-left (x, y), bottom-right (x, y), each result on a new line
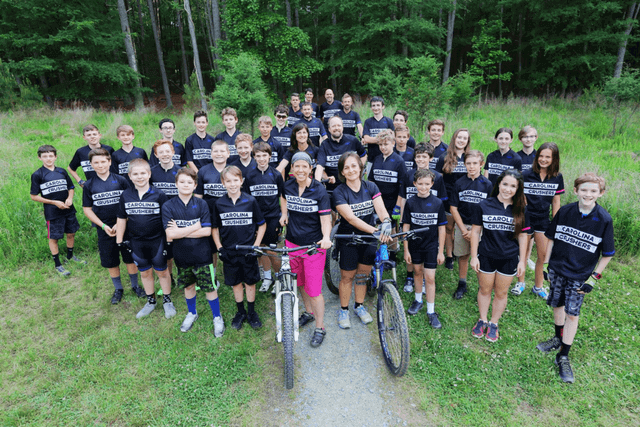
top-left (1, 99), bottom-right (639, 426)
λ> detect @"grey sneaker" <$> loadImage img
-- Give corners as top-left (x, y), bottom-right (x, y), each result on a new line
top-left (427, 312), bottom-right (442, 329)
top-left (536, 336), bottom-right (562, 352)
top-left (555, 354), bottom-right (575, 383)
top-left (337, 309), bottom-right (351, 329)
top-left (65, 255), bottom-right (87, 265)
top-left (403, 277), bottom-right (414, 293)
top-left (163, 302), bottom-right (177, 319)
top-left (213, 316), bottom-right (225, 337)
top-left (55, 265), bottom-right (71, 277)
top-left (407, 300), bottom-right (424, 315)
top-left (136, 302), bottom-right (157, 318)
top-left (180, 312), bottom-right (199, 332)
top-left (259, 278), bottom-right (273, 293)
top-left (354, 305), bottom-right (373, 325)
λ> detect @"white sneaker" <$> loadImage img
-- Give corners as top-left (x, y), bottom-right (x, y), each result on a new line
top-left (259, 278), bottom-right (273, 293)
top-left (136, 302), bottom-right (156, 318)
top-left (511, 282), bottom-right (526, 296)
top-left (527, 259), bottom-right (536, 270)
top-left (163, 302), bottom-right (177, 319)
top-left (213, 316), bottom-right (225, 337)
top-left (180, 312), bottom-right (199, 332)
top-left (354, 306), bottom-right (373, 325)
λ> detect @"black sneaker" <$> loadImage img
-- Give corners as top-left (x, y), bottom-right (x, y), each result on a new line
top-left (453, 282), bottom-right (467, 300)
top-left (537, 336), bottom-right (562, 353)
top-left (555, 354), bottom-right (575, 383)
top-left (299, 312), bottom-right (315, 327)
top-left (247, 311), bottom-right (262, 329)
top-left (132, 285), bottom-right (145, 298)
top-left (111, 289), bottom-right (124, 304)
top-left (427, 312), bottom-right (442, 329)
top-left (310, 328), bottom-right (326, 348)
top-left (445, 257), bottom-right (454, 270)
top-left (231, 312), bottom-right (247, 330)
top-left (407, 300), bottom-right (424, 315)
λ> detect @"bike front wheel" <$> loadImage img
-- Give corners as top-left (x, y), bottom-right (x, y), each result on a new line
top-left (324, 224), bottom-right (340, 295)
top-left (377, 280), bottom-right (410, 376)
top-left (282, 292), bottom-right (295, 389)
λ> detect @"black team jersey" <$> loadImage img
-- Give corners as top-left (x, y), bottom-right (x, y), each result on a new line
top-left (400, 169), bottom-right (448, 206)
top-left (111, 146), bottom-right (148, 184)
top-left (333, 181), bottom-right (381, 235)
top-left (82, 173), bottom-right (129, 226)
top-left (69, 144), bottom-right (115, 181)
top-left (117, 186), bottom-right (168, 241)
top-left (149, 140), bottom-right (186, 168)
top-left (244, 166), bottom-right (285, 218)
top-left (161, 196), bottom-right (212, 268)
top-left (368, 152), bottom-right (407, 212)
top-left (450, 175), bottom-right (493, 224)
top-left (319, 100), bottom-right (343, 128)
top-left (428, 142), bottom-right (448, 170)
top-left (150, 164), bottom-right (181, 199)
top-left (402, 193), bottom-right (447, 251)
top-left (362, 116), bottom-right (394, 163)
top-left (316, 134), bottom-right (366, 181)
top-left (287, 107), bottom-right (303, 128)
top-left (30, 166), bottom-right (76, 220)
top-left (211, 192), bottom-right (265, 247)
top-left (271, 126), bottom-right (292, 150)
top-left (517, 148), bottom-right (536, 172)
top-left (435, 154), bottom-right (466, 200)
top-left (195, 163), bottom-right (226, 201)
top-left (214, 130), bottom-right (241, 163)
top-left (395, 147), bottom-right (415, 171)
top-left (522, 169), bottom-right (565, 218)
top-left (284, 179), bottom-right (331, 246)
top-left (301, 116), bottom-right (327, 147)
top-left (185, 133), bottom-right (214, 170)
top-left (337, 109), bottom-right (362, 137)
top-left (252, 136), bottom-right (285, 168)
top-left (484, 149), bottom-right (523, 186)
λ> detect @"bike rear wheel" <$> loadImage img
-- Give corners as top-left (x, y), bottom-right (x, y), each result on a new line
top-left (377, 280), bottom-right (410, 376)
top-left (324, 224), bottom-right (340, 295)
top-left (282, 292), bottom-right (295, 389)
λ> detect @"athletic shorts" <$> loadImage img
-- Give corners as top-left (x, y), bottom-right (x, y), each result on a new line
top-left (547, 268), bottom-right (586, 316)
top-left (409, 244), bottom-right (438, 269)
top-left (165, 241), bottom-right (174, 260)
top-left (177, 264), bottom-right (217, 292)
top-left (530, 215), bottom-right (551, 233)
top-left (131, 237), bottom-right (167, 272)
top-left (285, 240), bottom-right (326, 298)
top-left (338, 241), bottom-right (376, 271)
top-left (478, 254), bottom-right (518, 276)
top-left (47, 214), bottom-right (80, 240)
top-left (219, 249), bottom-right (260, 287)
top-left (97, 228), bottom-right (134, 269)
top-left (453, 224), bottom-right (473, 257)
top-left (262, 216), bottom-right (283, 246)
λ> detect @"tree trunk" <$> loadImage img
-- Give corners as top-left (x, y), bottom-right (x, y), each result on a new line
top-left (442, 0), bottom-right (456, 84)
top-left (211, 0), bottom-right (222, 81)
top-left (136, 0), bottom-right (145, 75)
top-left (498, 5), bottom-right (503, 98)
top-left (437, 8), bottom-right (443, 50)
top-left (285, 0), bottom-right (292, 27)
top-left (147, 0), bottom-right (172, 107)
top-left (518, 13), bottom-right (523, 74)
top-left (117, 0), bottom-right (144, 109)
top-left (295, 7), bottom-right (302, 91)
top-left (331, 12), bottom-right (337, 91)
top-left (184, 0), bottom-right (208, 111)
top-left (402, 1), bottom-right (409, 57)
top-left (38, 74), bottom-right (54, 108)
top-left (176, 4), bottom-right (189, 85)
top-left (614, 2), bottom-right (639, 78)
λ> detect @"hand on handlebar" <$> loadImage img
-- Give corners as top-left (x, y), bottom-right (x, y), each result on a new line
top-left (380, 220), bottom-right (392, 238)
top-left (373, 230), bottom-right (392, 243)
top-left (317, 238), bottom-right (332, 250)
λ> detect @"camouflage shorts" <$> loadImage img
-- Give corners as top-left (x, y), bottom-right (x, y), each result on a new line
top-left (177, 264), bottom-right (217, 292)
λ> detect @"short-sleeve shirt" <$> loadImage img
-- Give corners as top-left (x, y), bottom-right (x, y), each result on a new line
top-left (214, 130), bottom-right (241, 163)
top-left (309, 102), bottom-right (319, 118)
top-left (244, 165), bottom-right (285, 218)
top-left (368, 152), bottom-right (407, 211)
top-left (82, 173), bottom-right (129, 225)
top-left (253, 136), bottom-right (285, 168)
top-left (69, 144), bottom-right (115, 181)
top-left (395, 147), bottom-right (415, 171)
top-left (301, 116), bottom-right (327, 147)
top-left (518, 149), bottom-right (536, 172)
top-left (283, 145), bottom-right (319, 179)
top-left (337, 109), bottom-right (362, 136)
top-left (117, 185), bottom-right (168, 241)
top-left (271, 126), bottom-right (293, 150)
top-left (333, 181), bottom-right (381, 235)
top-left (184, 133), bottom-right (214, 170)
top-left (471, 197), bottom-right (532, 259)
top-left (429, 142), bottom-right (449, 170)
top-left (545, 202), bottom-right (615, 282)
top-left (30, 166), bottom-right (77, 220)
top-left (400, 168), bottom-right (448, 205)
top-left (319, 100), bottom-right (343, 128)
top-left (195, 163), bottom-right (226, 200)
top-left (435, 154), bottom-right (467, 197)
top-left (161, 196), bottom-right (212, 268)
top-left (110, 146), bottom-right (148, 183)
top-left (522, 169), bottom-right (565, 218)
top-left (362, 116), bottom-right (394, 162)
top-left (401, 193), bottom-right (447, 251)
top-left (150, 163), bottom-right (181, 198)
top-left (288, 107), bottom-right (303, 128)
top-left (211, 192), bottom-right (265, 247)
top-left (149, 140), bottom-right (186, 168)
top-left (230, 157), bottom-right (257, 179)
top-left (407, 136), bottom-right (417, 150)
top-left (284, 179), bottom-right (331, 246)
top-left (450, 175), bottom-right (493, 224)
top-left (316, 134), bottom-right (366, 181)
top-left (484, 149), bottom-right (523, 185)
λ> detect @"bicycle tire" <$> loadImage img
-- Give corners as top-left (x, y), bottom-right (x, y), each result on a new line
top-left (324, 224), bottom-right (341, 295)
top-left (282, 292), bottom-right (295, 389)
top-left (377, 280), bottom-right (410, 376)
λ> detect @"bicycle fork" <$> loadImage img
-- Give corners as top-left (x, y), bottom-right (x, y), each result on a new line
top-left (275, 256), bottom-right (300, 343)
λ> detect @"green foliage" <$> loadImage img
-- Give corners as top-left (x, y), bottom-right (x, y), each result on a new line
top-left (365, 66), bottom-right (404, 106)
top-left (603, 69), bottom-right (640, 135)
top-left (0, 61), bottom-right (42, 111)
top-left (400, 55), bottom-right (450, 129)
top-left (182, 72), bottom-right (205, 111)
top-left (468, 19), bottom-right (512, 88)
top-left (446, 71), bottom-right (479, 112)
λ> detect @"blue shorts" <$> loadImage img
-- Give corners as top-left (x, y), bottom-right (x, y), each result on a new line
top-left (47, 214), bottom-right (80, 240)
top-left (131, 237), bottom-right (167, 272)
top-left (97, 228), bottom-right (134, 269)
top-left (478, 254), bottom-right (518, 276)
top-left (547, 268), bottom-right (586, 316)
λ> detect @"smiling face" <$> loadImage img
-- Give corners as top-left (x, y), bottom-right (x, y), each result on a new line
top-left (236, 140), bottom-right (252, 161)
top-left (211, 143), bottom-right (230, 165)
top-left (379, 138), bottom-right (395, 157)
top-left (156, 143), bottom-right (174, 166)
top-left (496, 131), bottom-right (513, 152)
top-left (39, 151), bottom-right (57, 169)
top-left (521, 130), bottom-right (537, 150)
top-left (292, 160), bottom-right (311, 183)
top-left (498, 175), bottom-right (519, 202)
top-left (464, 155), bottom-right (483, 178)
top-left (341, 155), bottom-right (362, 183)
top-left (259, 121), bottom-right (272, 138)
top-left (222, 114), bottom-right (238, 131)
top-left (370, 101), bottom-right (383, 116)
top-left (129, 165), bottom-right (150, 189)
top-left (454, 130), bottom-right (469, 151)
top-left (176, 174), bottom-right (196, 196)
top-left (90, 155), bottom-right (111, 176)
top-left (393, 114), bottom-right (406, 127)
top-left (415, 176), bottom-right (434, 198)
top-left (414, 153), bottom-right (431, 170)
top-left (83, 129), bottom-right (102, 148)
top-left (342, 96), bottom-right (352, 111)
top-left (117, 131), bottom-right (134, 147)
top-left (302, 104), bottom-right (313, 119)
top-left (329, 118), bottom-right (343, 139)
top-left (428, 124), bottom-right (444, 143)
top-left (305, 90), bottom-right (313, 103)
top-left (194, 116), bottom-right (208, 133)
top-left (295, 127), bottom-right (309, 145)
top-left (575, 182), bottom-right (603, 211)
top-left (254, 151), bottom-right (270, 169)
top-left (222, 172), bottom-right (243, 196)
top-left (325, 89), bottom-right (334, 104)
top-left (275, 113), bottom-right (287, 128)
top-left (537, 148), bottom-right (553, 170)
top-left (160, 122), bottom-right (175, 140)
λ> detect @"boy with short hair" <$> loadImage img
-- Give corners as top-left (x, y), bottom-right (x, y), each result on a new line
top-left (116, 159), bottom-right (174, 319)
top-left (318, 88), bottom-right (343, 129)
top-left (68, 124), bottom-right (115, 187)
top-left (392, 110), bottom-right (416, 149)
top-left (517, 125), bottom-right (538, 171)
top-left (82, 148), bottom-right (142, 303)
top-left (536, 173), bottom-right (614, 384)
top-left (253, 116), bottom-right (285, 168)
top-left (232, 133), bottom-right (258, 177)
top-left (185, 110), bottom-right (215, 173)
top-left (301, 102), bottom-right (327, 146)
top-left (111, 125), bottom-right (148, 186)
top-left (426, 119), bottom-right (448, 170)
top-left (215, 107), bottom-right (241, 163)
top-left (272, 105), bottom-right (293, 150)
top-left (394, 124), bottom-right (415, 171)
top-left (149, 118), bottom-right (187, 168)
top-left (31, 145), bottom-right (86, 276)
top-left (449, 150), bottom-right (493, 300)
top-left (304, 88), bottom-right (319, 118)
top-left (288, 93), bottom-right (303, 128)
top-left (362, 96), bottom-right (395, 164)
top-left (162, 167), bottom-right (225, 336)
top-left (150, 140), bottom-right (181, 199)
top-left (337, 93), bottom-right (363, 137)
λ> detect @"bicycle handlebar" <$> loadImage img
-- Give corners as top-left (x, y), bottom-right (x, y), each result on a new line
top-left (334, 227), bottom-right (432, 242)
top-left (235, 244), bottom-right (318, 255)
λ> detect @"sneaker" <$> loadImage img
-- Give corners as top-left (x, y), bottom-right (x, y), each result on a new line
top-left (532, 286), bottom-right (549, 300)
top-left (213, 316), bottom-right (225, 337)
top-left (259, 278), bottom-right (273, 293)
top-left (555, 355), bottom-right (575, 383)
top-left (536, 336), bottom-right (562, 353)
top-left (299, 312), bottom-right (315, 328)
top-left (471, 319), bottom-right (487, 338)
top-left (453, 282), bottom-right (467, 300)
top-left (55, 265), bottom-right (71, 277)
top-left (180, 312), bottom-right (199, 332)
top-left (337, 309), bottom-right (351, 329)
top-left (445, 257), bottom-right (454, 270)
top-left (403, 277), bottom-right (414, 293)
top-left (110, 289), bottom-right (124, 304)
top-left (136, 302), bottom-right (157, 318)
top-left (427, 312), bottom-right (442, 329)
top-left (310, 327), bottom-right (326, 348)
top-left (407, 300), bottom-right (424, 315)
top-left (527, 258), bottom-right (536, 270)
top-left (163, 302), bottom-right (177, 319)
top-left (485, 322), bottom-right (500, 342)
top-left (247, 311), bottom-right (262, 329)
top-left (231, 312), bottom-right (247, 330)
top-left (354, 305), bottom-right (373, 325)
top-left (132, 285), bottom-right (145, 298)
top-left (511, 282), bottom-right (526, 296)
top-left (65, 255), bottom-right (87, 265)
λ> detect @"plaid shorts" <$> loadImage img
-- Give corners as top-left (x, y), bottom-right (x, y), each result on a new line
top-left (177, 264), bottom-right (217, 293)
top-left (547, 268), bottom-right (586, 316)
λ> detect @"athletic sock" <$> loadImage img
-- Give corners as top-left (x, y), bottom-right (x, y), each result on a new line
top-left (406, 271), bottom-right (414, 279)
top-left (236, 301), bottom-right (246, 315)
top-left (111, 276), bottom-right (123, 290)
top-left (354, 302), bottom-right (362, 309)
top-left (426, 302), bottom-right (435, 314)
top-left (414, 292), bottom-right (423, 303)
top-left (186, 296), bottom-right (197, 314)
top-left (208, 298), bottom-right (221, 318)
top-left (66, 247), bottom-right (74, 260)
top-left (264, 270), bottom-right (272, 281)
top-left (555, 324), bottom-right (564, 339)
top-left (163, 293), bottom-right (172, 304)
top-left (458, 278), bottom-right (467, 286)
top-left (559, 342), bottom-right (571, 357)
top-left (52, 253), bottom-right (62, 268)
top-left (341, 306), bottom-right (349, 311)
top-left (247, 301), bottom-right (255, 314)
top-left (129, 273), bottom-right (139, 288)
top-left (147, 294), bottom-right (156, 305)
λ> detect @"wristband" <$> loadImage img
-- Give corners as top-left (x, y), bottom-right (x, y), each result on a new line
top-left (591, 272), bottom-right (602, 280)
top-left (79, 179), bottom-right (86, 186)
top-left (101, 223), bottom-right (106, 230)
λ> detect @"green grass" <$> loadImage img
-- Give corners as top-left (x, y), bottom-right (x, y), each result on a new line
top-left (1, 100), bottom-right (639, 425)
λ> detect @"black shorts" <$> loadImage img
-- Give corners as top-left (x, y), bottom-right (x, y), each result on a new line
top-left (47, 214), bottom-right (80, 240)
top-left (530, 215), bottom-right (551, 233)
top-left (165, 241), bottom-right (174, 260)
top-left (177, 264), bottom-right (217, 292)
top-left (220, 249), bottom-right (260, 286)
top-left (97, 228), bottom-right (134, 269)
top-left (207, 236), bottom-right (218, 255)
top-left (478, 254), bottom-right (518, 276)
top-left (547, 268), bottom-right (586, 316)
top-left (338, 241), bottom-right (376, 271)
top-left (131, 237), bottom-right (167, 272)
top-left (262, 216), bottom-right (283, 246)
top-left (409, 244), bottom-right (437, 269)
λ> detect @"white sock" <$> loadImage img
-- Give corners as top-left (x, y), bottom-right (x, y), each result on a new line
top-left (426, 302), bottom-right (435, 314)
top-left (264, 270), bottom-right (272, 280)
top-left (415, 292), bottom-right (423, 303)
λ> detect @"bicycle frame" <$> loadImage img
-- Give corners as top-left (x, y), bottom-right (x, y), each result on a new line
top-left (274, 255), bottom-right (299, 343)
